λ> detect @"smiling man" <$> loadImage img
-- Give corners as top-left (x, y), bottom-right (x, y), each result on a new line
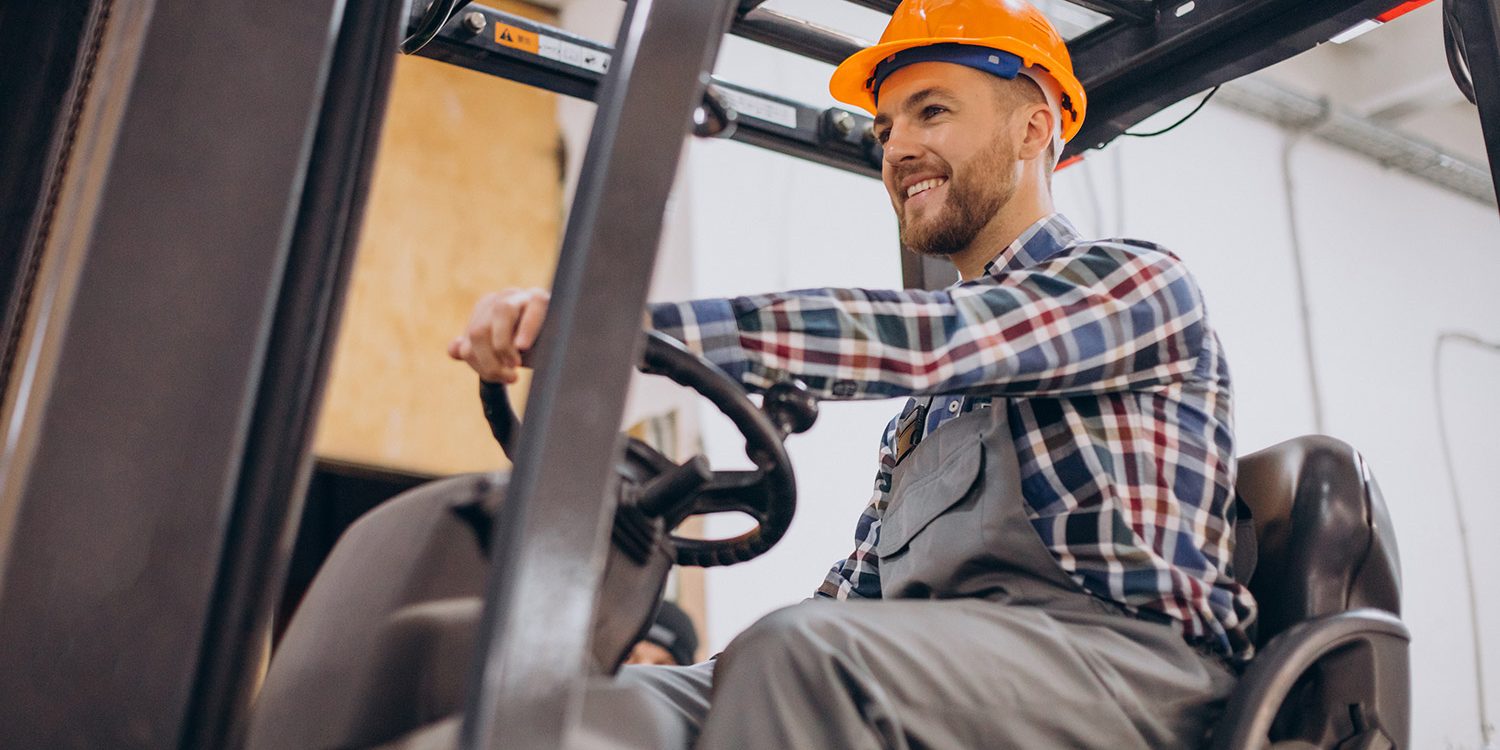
top-left (451, 0), bottom-right (1256, 746)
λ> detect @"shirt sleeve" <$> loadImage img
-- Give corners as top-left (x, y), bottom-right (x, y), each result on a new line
top-left (648, 243), bottom-right (1208, 400)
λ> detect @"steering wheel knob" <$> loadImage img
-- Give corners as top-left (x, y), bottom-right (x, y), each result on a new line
top-left (763, 380), bottom-right (818, 436)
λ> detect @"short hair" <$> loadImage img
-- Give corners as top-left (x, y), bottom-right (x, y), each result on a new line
top-left (992, 74), bottom-right (1056, 179)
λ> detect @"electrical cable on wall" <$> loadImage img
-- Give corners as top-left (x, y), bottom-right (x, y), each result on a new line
top-left (1434, 331), bottom-right (1500, 749)
top-left (1280, 132), bottom-right (1329, 434)
top-left (1079, 158), bottom-right (1106, 237)
top-left (1111, 143), bottom-right (1126, 235)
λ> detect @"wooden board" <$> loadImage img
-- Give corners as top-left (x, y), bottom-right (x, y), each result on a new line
top-left (312, 4), bottom-right (709, 647)
top-left (313, 2), bottom-right (561, 476)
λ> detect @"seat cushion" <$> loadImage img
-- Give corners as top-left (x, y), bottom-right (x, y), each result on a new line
top-left (1233, 436), bottom-right (1400, 647)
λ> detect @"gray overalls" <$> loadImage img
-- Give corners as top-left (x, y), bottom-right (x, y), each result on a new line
top-left (620, 402), bottom-right (1237, 749)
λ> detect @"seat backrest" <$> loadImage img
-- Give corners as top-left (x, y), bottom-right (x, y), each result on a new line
top-left (1233, 436), bottom-right (1402, 647)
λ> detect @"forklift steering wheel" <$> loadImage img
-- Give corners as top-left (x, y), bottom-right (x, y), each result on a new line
top-left (478, 331), bottom-right (816, 567)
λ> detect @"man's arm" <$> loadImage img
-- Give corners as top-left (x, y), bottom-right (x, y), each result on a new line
top-left (650, 243), bottom-right (1208, 400)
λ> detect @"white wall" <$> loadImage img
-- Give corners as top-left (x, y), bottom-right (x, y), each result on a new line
top-left (557, 3), bottom-right (1500, 746)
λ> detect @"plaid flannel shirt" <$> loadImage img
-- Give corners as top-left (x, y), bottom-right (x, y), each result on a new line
top-left (648, 214), bottom-right (1257, 659)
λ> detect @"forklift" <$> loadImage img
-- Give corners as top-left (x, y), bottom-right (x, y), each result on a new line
top-left (1, 0), bottom-right (1497, 747)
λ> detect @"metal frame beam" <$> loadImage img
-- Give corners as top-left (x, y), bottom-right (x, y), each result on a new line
top-left (179, 1), bottom-right (406, 746)
top-left (0, 0), bottom-right (99, 400)
top-left (1065, 0), bottom-right (1399, 154)
top-left (0, 1), bottom-right (396, 748)
top-left (837, 0), bottom-right (902, 13)
top-left (456, 0), bottom-right (740, 747)
top-left (413, 5), bottom-right (882, 178)
top-left (1066, 0), bottom-right (1157, 24)
top-left (733, 7), bottom-right (869, 67)
top-left (1449, 0), bottom-right (1500, 212)
top-left (839, 0), bottom-right (1155, 24)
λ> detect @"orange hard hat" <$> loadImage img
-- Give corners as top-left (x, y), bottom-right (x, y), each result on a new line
top-left (830, 0), bottom-right (1087, 143)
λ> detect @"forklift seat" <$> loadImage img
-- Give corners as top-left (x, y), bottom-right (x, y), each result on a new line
top-left (1211, 435), bottom-right (1410, 749)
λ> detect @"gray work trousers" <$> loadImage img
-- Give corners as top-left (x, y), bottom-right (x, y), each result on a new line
top-left (617, 403), bottom-right (1237, 749)
top-left (620, 597), bottom-right (1234, 749)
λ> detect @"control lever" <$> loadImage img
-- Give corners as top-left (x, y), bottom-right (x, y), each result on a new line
top-left (636, 455), bottom-right (713, 517)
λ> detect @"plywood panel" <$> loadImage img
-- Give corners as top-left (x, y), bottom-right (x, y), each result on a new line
top-left (313, 7), bottom-right (709, 639)
top-left (314, 2), bottom-right (560, 475)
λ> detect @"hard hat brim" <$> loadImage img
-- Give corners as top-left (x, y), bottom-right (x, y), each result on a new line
top-left (829, 36), bottom-right (1087, 143)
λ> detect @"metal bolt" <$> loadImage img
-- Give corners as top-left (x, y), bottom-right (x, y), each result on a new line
top-left (462, 11), bottom-right (487, 34)
top-left (830, 110), bottom-right (856, 136)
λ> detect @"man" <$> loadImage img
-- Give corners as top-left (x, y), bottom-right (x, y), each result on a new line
top-left (450, 0), bottom-right (1255, 746)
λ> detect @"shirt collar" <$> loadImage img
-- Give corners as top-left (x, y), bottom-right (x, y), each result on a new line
top-left (979, 213), bottom-right (1081, 277)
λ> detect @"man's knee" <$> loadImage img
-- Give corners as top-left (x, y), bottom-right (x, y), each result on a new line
top-left (720, 602), bottom-right (863, 678)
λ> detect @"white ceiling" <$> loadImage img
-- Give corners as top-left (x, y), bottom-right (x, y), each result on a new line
top-left (1258, 3), bottom-right (1487, 164)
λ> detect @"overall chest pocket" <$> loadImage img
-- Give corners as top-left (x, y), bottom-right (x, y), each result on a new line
top-left (876, 432), bottom-right (986, 599)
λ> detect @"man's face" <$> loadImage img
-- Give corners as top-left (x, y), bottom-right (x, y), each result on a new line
top-left (873, 63), bottom-right (1024, 258)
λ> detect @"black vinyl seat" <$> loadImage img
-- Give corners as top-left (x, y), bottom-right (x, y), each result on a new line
top-left (1211, 435), bottom-right (1409, 749)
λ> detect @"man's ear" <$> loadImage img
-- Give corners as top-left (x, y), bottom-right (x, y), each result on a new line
top-left (1016, 104), bottom-right (1055, 162)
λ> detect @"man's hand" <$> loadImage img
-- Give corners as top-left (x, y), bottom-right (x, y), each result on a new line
top-left (447, 288), bottom-right (550, 384)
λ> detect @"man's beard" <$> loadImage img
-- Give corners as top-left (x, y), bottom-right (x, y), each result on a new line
top-left (898, 138), bottom-right (1017, 258)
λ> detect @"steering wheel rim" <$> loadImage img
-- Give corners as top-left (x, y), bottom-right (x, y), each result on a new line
top-left (478, 331), bottom-right (798, 567)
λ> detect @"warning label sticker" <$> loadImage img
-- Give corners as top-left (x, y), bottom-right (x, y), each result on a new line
top-left (494, 23), bottom-right (540, 54)
top-left (717, 89), bottom-right (799, 130)
top-left (537, 35), bottom-right (611, 74)
top-left (494, 21), bottom-right (611, 75)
